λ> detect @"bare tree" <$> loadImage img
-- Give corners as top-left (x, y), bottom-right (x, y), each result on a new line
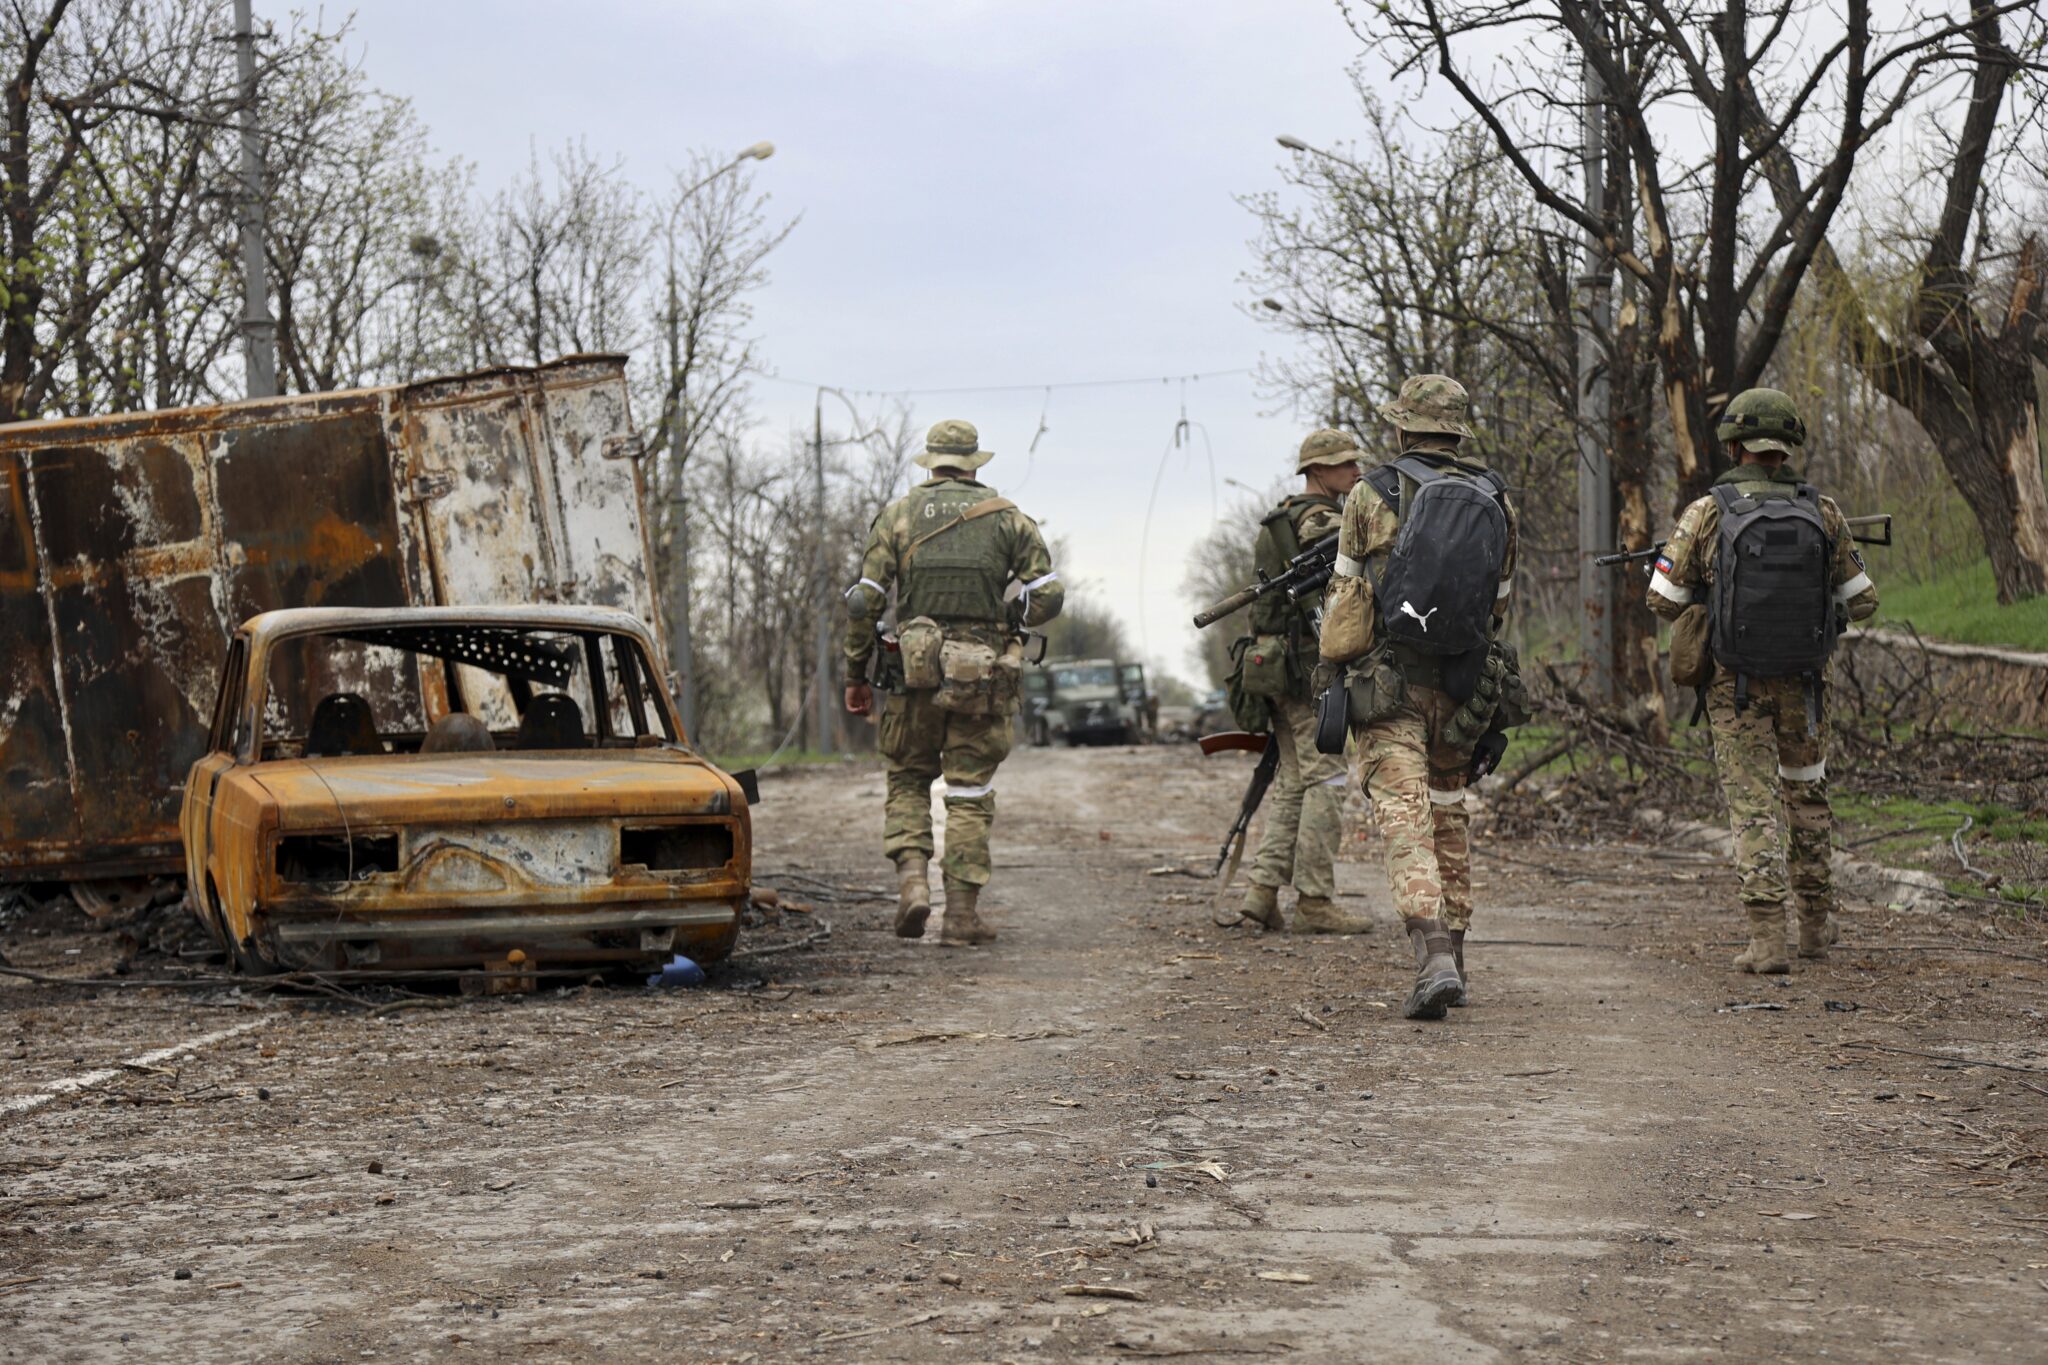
top-left (1367, 0), bottom-right (2021, 511)
top-left (1717, 4), bottom-right (2048, 600)
top-left (641, 152), bottom-right (796, 728)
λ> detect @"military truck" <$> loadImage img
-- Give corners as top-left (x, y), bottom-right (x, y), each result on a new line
top-left (1029, 658), bottom-right (1155, 746)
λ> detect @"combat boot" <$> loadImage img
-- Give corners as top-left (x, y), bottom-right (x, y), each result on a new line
top-left (1291, 896), bottom-right (1372, 935)
top-left (940, 884), bottom-right (997, 946)
top-left (1797, 905), bottom-right (1841, 960)
top-left (1239, 882), bottom-right (1284, 932)
top-left (1450, 928), bottom-right (1470, 1007)
top-left (1733, 906), bottom-right (1790, 974)
top-left (1402, 917), bottom-right (1464, 1020)
top-left (893, 853), bottom-right (931, 939)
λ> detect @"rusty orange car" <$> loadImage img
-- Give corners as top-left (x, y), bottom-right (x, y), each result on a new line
top-left (180, 605), bottom-right (751, 978)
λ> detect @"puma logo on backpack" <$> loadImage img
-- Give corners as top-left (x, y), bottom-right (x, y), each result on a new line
top-left (1398, 602), bottom-right (1438, 632)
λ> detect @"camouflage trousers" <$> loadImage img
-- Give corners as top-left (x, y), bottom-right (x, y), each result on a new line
top-left (1354, 686), bottom-right (1475, 930)
top-left (1705, 672), bottom-right (1834, 916)
top-left (877, 688), bottom-right (1015, 890)
top-left (1250, 695), bottom-right (1347, 901)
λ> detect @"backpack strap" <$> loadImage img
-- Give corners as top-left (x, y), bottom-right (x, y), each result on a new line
top-left (1365, 462), bottom-right (1403, 511)
top-left (903, 497), bottom-right (1017, 562)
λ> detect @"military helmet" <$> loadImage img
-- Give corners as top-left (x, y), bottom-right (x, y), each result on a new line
top-left (1716, 387), bottom-right (1805, 456)
top-left (916, 417), bottom-right (994, 472)
top-left (1297, 427), bottom-right (1362, 471)
top-left (1380, 374), bottom-right (1475, 440)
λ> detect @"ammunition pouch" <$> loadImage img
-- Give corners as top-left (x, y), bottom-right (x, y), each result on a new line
top-left (1343, 649), bottom-right (1408, 731)
top-left (933, 636), bottom-right (1024, 717)
top-left (1239, 633), bottom-right (1292, 699)
top-left (1319, 573), bottom-right (1373, 664)
top-left (898, 616), bottom-right (945, 690)
top-left (1669, 602), bottom-right (1713, 690)
top-left (1225, 635), bottom-right (1274, 734)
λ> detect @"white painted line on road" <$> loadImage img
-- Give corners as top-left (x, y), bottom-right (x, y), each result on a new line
top-left (0, 1016), bottom-right (271, 1119)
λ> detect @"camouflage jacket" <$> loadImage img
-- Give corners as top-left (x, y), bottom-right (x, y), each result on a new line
top-left (1329, 436), bottom-right (1519, 651)
top-left (843, 477), bottom-right (1063, 670)
top-left (1646, 464), bottom-right (1878, 624)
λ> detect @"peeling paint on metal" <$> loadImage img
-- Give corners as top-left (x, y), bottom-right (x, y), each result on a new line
top-left (0, 356), bottom-right (663, 882)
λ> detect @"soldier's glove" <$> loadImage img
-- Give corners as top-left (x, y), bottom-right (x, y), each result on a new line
top-left (1310, 660), bottom-right (1339, 697)
top-left (1468, 729), bottom-right (1509, 780)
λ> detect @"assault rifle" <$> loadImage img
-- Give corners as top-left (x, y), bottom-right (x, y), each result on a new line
top-left (1192, 532), bottom-right (1338, 629)
top-left (1594, 513), bottom-right (1892, 570)
top-left (1197, 731), bottom-right (1279, 895)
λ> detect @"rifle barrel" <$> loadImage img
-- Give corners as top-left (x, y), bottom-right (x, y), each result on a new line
top-left (1193, 585), bottom-right (1258, 629)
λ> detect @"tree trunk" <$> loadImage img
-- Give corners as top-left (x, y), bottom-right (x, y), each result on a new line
top-left (1931, 347), bottom-right (2048, 603)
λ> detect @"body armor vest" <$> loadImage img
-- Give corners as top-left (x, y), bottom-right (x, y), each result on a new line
top-left (896, 482), bottom-right (1011, 624)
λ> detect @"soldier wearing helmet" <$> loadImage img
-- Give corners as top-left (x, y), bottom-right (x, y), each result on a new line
top-left (1316, 375), bottom-right (1520, 1019)
top-left (1646, 387), bottom-right (1879, 973)
top-left (1232, 429), bottom-right (1370, 935)
top-left (844, 419), bottom-right (1064, 946)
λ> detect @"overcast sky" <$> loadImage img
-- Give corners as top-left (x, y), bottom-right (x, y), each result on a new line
top-left (335, 0), bottom-right (1393, 684)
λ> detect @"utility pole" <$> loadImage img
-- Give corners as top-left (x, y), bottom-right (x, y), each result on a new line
top-left (811, 393), bottom-right (834, 755)
top-left (233, 0), bottom-right (277, 399)
top-left (1576, 0), bottom-right (1616, 704)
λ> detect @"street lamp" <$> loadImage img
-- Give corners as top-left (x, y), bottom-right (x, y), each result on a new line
top-left (662, 139), bottom-right (774, 741)
top-left (1275, 134), bottom-right (1364, 172)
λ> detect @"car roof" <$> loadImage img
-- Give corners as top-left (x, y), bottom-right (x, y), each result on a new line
top-left (239, 604), bottom-right (656, 647)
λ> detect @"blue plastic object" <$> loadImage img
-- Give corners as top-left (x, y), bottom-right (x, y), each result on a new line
top-left (647, 954), bottom-right (706, 988)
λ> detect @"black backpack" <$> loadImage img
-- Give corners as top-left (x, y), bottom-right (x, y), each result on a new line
top-left (1707, 482), bottom-right (1836, 716)
top-left (1365, 453), bottom-right (1509, 659)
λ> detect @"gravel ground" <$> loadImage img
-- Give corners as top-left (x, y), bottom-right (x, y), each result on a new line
top-left (3, 744), bottom-right (2045, 1362)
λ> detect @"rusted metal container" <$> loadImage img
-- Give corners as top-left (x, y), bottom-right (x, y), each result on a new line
top-left (0, 356), bottom-right (663, 893)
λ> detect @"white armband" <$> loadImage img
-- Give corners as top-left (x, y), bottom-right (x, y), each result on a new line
top-left (1649, 571), bottom-right (1693, 604)
top-left (1334, 553), bottom-right (1365, 578)
top-left (1833, 571), bottom-right (1872, 603)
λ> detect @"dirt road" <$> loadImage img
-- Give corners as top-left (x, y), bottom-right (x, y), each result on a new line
top-left (4, 745), bottom-right (2045, 1362)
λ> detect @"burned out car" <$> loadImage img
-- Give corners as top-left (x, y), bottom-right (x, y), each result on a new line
top-left (180, 605), bottom-right (750, 977)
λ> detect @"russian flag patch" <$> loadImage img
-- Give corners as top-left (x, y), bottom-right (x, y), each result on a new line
top-left (1654, 554), bottom-right (1675, 576)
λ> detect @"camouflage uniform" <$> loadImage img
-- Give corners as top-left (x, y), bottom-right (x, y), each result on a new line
top-left (844, 420), bottom-right (1062, 940)
top-left (1320, 376), bottom-right (1516, 1018)
top-left (1246, 432), bottom-right (1353, 918)
top-left (1647, 427), bottom-right (1878, 967)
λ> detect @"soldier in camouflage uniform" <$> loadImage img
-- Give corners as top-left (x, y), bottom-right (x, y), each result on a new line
top-left (844, 419), bottom-right (1064, 945)
top-left (1645, 388), bottom-right (1878, 973)
top-left (1318, 376), bottom-right (1517, 1019)
top-left (1240, 429), bottom-right (1371, 935)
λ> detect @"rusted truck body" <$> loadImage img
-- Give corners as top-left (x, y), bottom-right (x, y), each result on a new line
top-left (182, 606), bottom-right (745, 975)
top-left (0, 356), bottom-right (662, 904)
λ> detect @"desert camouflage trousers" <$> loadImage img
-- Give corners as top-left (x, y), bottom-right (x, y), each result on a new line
top-left (1355, 686), bottom-right (1475, 930)
top-left (1250, 695), bottom-right (1347, 900)
top-left (1705, 672), bottom-right (1834, 915)
top-left (877, 688), bottom-right (1015, 890)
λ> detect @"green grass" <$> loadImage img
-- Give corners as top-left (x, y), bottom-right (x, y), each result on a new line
top-left (1832, 792), bottom-right (2047, 912)
top-left (1871, 557), bottom-right (2048, 653)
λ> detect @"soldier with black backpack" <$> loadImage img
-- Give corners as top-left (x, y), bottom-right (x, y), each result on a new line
top-left (1315, 375), bottom-right (1524, 1020)
top-left (1645, 388), bottom-right (1878, 974)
